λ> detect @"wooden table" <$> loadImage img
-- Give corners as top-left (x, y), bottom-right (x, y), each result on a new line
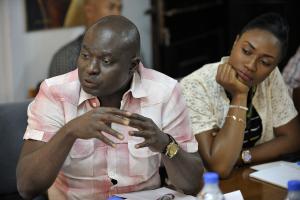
top-left (219, 167), bottom-right (287, 200)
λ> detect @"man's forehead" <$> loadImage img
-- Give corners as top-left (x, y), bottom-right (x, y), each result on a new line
top-left (82, 31), bottom-right (125, 54)
top-left (84, 0), bottom-right (120, 6)
top-left (85, 26), bottom-right (119, 43)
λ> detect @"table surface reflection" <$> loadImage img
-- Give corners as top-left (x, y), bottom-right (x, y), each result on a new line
top-left (219, 167), bottom-right (287, 200)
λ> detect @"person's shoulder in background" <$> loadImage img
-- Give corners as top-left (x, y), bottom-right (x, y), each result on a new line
top-left (48, 34), bottom-right (84, 78)
top-left (282, 46), bottom-right (300, 113)
top-left (282, 46), bottom-right (300, 94)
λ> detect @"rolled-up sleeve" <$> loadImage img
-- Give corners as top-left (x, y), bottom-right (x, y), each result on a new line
top-left (180, 76), bottom-right (218, 136)
top-left (24, 81), bottom-right (64, 142)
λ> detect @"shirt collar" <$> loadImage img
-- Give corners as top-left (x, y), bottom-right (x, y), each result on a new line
top-left (78, 88), bottom-right (97, 106)
top-left (77, 62), bottom-right (148, 106)
top-left (129, 63), bottom-right (148, 98)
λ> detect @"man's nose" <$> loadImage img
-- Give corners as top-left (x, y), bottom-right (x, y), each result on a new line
top-left (87, 58), bottom-right (100, 74)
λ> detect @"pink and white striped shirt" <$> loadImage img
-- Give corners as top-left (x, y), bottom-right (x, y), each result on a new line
top-left (24, 63), bottom-right (198, 200)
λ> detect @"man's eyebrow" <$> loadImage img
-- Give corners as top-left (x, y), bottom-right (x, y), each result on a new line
top-left (101, 51), bottom-right (113, 56)
top-left (81, 44), bottom-right (91, 52)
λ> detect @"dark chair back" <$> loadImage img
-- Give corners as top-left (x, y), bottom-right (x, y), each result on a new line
top-left (0, 100), bottom-right (31, 198)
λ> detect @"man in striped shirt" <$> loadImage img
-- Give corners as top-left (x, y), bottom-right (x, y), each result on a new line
top-left (16, 15), bottom-right (203, 200)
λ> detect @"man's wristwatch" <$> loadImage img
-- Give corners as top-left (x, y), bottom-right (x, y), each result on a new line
top-left (162, 134), bottom-right (179, 159)
top-left (241, 149), bottom-right (252, 164)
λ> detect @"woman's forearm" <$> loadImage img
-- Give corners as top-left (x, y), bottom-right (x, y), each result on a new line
top-left (205, 95), bottom-right (247, 177)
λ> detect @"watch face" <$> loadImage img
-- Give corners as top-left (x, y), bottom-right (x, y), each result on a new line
top-left (243, 150), bottom-right (252, 163)
top-left (169, 144), bottom-right (177, 155)
top-left (167, 143), bottom-right (179, 158)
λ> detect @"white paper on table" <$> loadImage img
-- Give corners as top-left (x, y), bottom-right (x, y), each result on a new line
top-left (249, 162), bottom-right (300, 188)
top-left (116, 187), bottom-right (243, 200)
top-left (250, 161), bottom-right (296, 171)
top-left (224, 190), bottom-right (244, 200)
top-left (117, 187), bottom-right (197, 200)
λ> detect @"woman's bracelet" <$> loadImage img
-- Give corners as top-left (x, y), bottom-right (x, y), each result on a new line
top-left (226, 115), bottom-right (246, 126)
top-left (229, 104), bottom-right (248, 111)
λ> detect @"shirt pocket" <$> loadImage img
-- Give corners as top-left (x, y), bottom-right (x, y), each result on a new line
top-left (127, 140), bottom-right (160, 177)
top-left (66, 139), bottom-right (95, 177)
top-left (70, 139), bottom-right (95, 158)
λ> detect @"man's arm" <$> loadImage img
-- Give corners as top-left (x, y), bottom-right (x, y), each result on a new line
top-left (126, 114), bottom-right (204, 196)
top-left (161, 146), bottom-right (203, 195)
top-left (160, 84), bottom-right (204, 195)
top-left (16, 107), bottom-right (131, 199)
top-left (16, 127), bottom-right (76, 199)
top-left (125, 83), bottom-right (204, 195)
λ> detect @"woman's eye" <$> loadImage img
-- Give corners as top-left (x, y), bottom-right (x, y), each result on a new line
top-left (242, 48), bottom-right (251, 55)
top-left (260, 60), bottom-right (271, 66)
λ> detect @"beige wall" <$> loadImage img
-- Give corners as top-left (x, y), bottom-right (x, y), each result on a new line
top-left (0, 0), bottom-right (152, 103)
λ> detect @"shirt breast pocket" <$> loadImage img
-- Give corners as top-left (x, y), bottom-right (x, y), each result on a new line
top-left (66, 139), bottom-right (95, 177)
top-left (127, 140), bottom-right (160, 178)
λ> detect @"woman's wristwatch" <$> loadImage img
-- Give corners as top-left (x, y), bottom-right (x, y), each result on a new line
top-left (241, 149), bottom-right (252, 164)
top-left (162, 134), bottom-right (179, 159)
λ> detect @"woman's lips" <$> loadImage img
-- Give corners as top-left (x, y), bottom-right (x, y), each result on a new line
top-left (237, 70), bottom-right (253, 83)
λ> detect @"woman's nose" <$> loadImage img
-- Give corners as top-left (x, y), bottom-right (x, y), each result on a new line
top-left (245, 57), bottom-right (257, 72)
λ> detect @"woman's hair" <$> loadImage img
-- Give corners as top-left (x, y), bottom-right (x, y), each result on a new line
top-left (239, 12), bottom-right (289, 61)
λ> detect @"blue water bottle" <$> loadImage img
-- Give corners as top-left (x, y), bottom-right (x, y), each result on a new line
top-left (197, 172), bottom-right (225, 200)
top-left (285, 180), bottom-right (300, 200)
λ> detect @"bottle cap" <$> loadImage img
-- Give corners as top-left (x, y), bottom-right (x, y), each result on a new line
top-left (287, 180), bottom-right (300, 191)
top-left (203, 172), bottom-right (219, 184)
top-left (107, 195), bottom-right (125, 200)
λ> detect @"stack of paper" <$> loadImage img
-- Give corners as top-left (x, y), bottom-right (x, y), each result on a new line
top-left (249, 161), bottom-right (300, 188)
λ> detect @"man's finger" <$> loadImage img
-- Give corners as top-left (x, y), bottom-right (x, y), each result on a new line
top-left (129, 130), bottom-right (150, 138)
top-left (134, 140), bottom-right (148, 149)
top-left (95, 132), bottom-right (116, 148)
top-left (99, 125), bottom-right (124, 140)
top-left (97, 113), bottom-right (130, 126)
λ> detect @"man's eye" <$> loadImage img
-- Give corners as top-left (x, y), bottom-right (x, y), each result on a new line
top-left (102, 58), bottom-right (111, 64)
top-left (80, 53), bottom-right (89, 59)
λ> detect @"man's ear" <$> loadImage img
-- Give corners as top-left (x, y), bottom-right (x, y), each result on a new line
top-left (130, 56), bottom-right (140, 73)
